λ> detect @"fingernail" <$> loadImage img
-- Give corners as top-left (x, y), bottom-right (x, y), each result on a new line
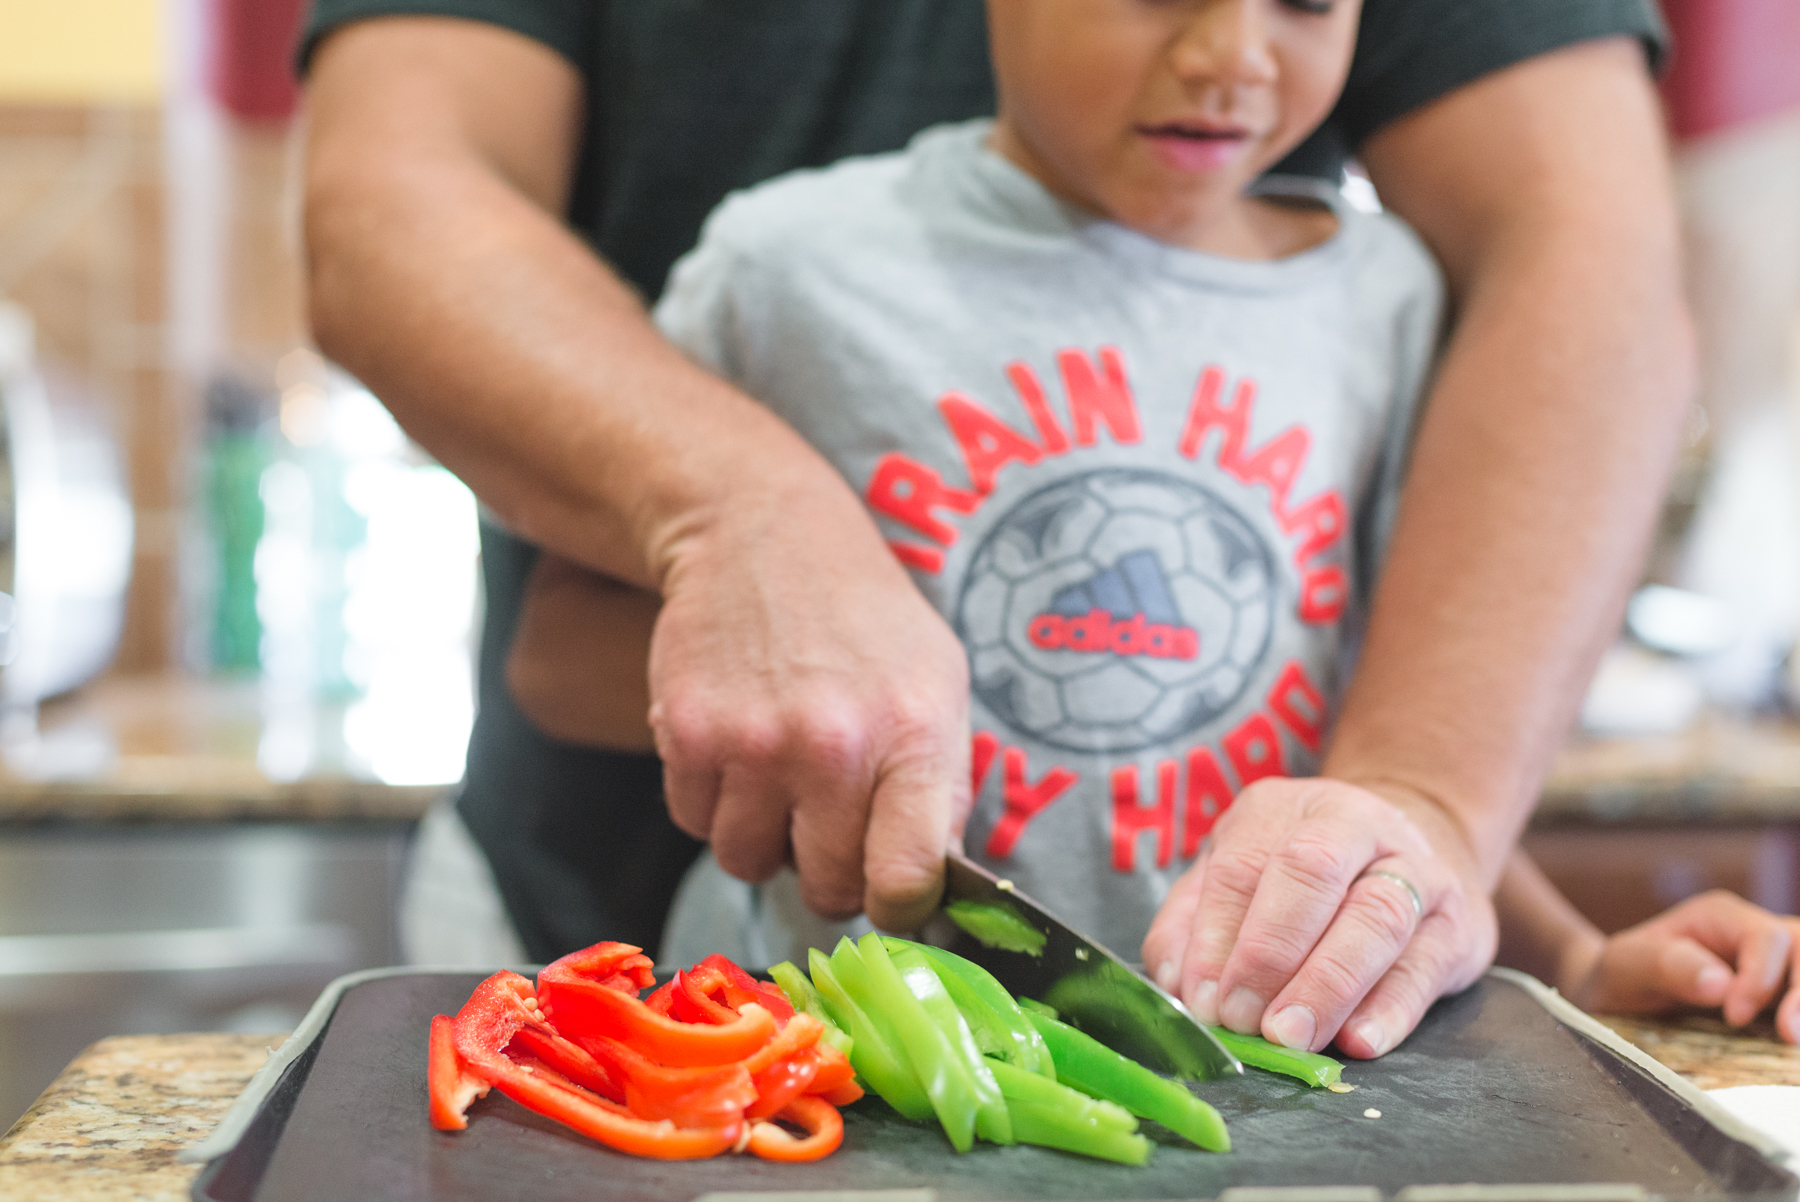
top-left (1266, 1005), bottom-right (1316, 1051)
top-left (1698, 964), bottom-right (1732, 995)
top-left (1153, 960), bottom-right (1179, 993)
top-left (1351, 1016), bottom-right (1388, 1056)
top-left (1221, 986), bottom-right (1267, 1033)
top-left (1188, 979), bottom-right (1220, 1024)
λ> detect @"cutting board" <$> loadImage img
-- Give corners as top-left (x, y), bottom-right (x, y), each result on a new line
top-left (189, 970), bottom-right (1797, 1201)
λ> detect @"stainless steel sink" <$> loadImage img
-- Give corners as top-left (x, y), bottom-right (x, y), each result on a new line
top-left (0, 821), bottom-right (409, 1131)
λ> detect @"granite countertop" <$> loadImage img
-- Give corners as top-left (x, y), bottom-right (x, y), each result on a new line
top-left (1540, 712), bottom-right (1800, 824)
top-left (4, 1019), bottom-right (1798, 1201)
top-left (0, 674), bottom-right (446, 825)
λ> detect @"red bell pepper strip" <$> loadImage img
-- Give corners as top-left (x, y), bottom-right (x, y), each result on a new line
top-left (539, 976), bottom-right (778, 1067)
top-left (805, 1042), bottom-right (857, 1096)
top-left (448, 970), bottom-right (741, 1159)
top-left (700, 954), bottom-right (798, 1024)
top-left (739, 1012), bottom-right (822, 1074)
top-left (644, 978), bottom-right (678, 1017)
top-left (747, 1048), bottom-right (820, 1120)
top-left (539, 941), bottom-right (655, 996)
top-left (747, 1095), bottom-right (844, 1162)
top-left (817, 1080), bottom-right (865, 1107)
top-left (579, 1034), bottom-right (758, 1127)
top-left (672, 967), bottom-right (743, 1025)
top-left (428, 1014), bottom-right (490, 1131)
top-left (506, 1023), bottom-right (622, 1102)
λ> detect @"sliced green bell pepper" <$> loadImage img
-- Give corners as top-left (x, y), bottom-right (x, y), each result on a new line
top-left (883, 939), bottom-right (1013, 1146)
top-left (806, 947), bottom-right (933, 1121)
top-left (768, 959), bottom-right (853, 1056)
top-left (1206, 1026), bottom-right (1343, 1088)
top-left (1026, 1010), bottom-right (1230, 1153)
top-left (845, 932), bottom-right (983, 1151)
top-left (1006, 1098), bottom-right (1150, 1166)
top-left (907, 941), bottom-right (1055, 1079)
top-left (944, 899), bottom-right (1047, 956)
top-left (986, 1058), bottom-right (1135, 1133)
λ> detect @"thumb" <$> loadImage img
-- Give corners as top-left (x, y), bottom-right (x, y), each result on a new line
top-left (862, 755), bottom-right (956, 933)
top-left (1656, 936), bottom-right (1734, 1008)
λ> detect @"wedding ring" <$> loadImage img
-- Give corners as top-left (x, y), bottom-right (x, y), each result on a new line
top-left (1361, 869), bottom-right (1423, 921)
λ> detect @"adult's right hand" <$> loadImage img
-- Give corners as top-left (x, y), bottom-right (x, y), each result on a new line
top-left (647, 475), bottom-right (973, 934)
top-left (304, 18), bottom-right (973, 935)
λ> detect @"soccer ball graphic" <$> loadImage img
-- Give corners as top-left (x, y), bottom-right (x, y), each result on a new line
top-left (955, 468), bottom-right (1278, 755)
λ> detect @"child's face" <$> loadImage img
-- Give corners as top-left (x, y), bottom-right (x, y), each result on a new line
top-left (987, 0), bottom-right (1362, 249)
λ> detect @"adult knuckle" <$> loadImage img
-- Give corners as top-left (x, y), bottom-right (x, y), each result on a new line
top-left (1301, 949), bottom-right (1370, 1005)
top-left (794, 706), bottom-right (868, 775)
top-left (1236, 924), bottom-right (1315, 975)
top-left (1276, 833), bottom-right (1357, 886)
top-left (1353, 882), bottom-right (1418, 943)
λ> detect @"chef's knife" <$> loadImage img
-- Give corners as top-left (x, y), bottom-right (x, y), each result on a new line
top-left (934, 849), bottom-right (1241, 1080)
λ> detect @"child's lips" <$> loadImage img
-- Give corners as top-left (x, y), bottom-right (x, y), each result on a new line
top-left (1136, 122), bottom-right (1252, 173)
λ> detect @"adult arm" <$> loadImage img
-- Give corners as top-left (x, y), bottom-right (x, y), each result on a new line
top-left (304, 16), bottom-right (970, 930)
top-left (1143, 37), bottom-right (1693, 1056)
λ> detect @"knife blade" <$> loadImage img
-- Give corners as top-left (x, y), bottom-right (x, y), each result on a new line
top-left (932, 849), bottom-right (1241, 1080)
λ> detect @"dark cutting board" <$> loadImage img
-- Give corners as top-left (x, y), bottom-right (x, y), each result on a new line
top-left (191, 971), bottom-right (1796, 1201)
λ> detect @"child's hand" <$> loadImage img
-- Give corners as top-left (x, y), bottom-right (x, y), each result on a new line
top-left (1565, 890), bottom-right (1800, 1042)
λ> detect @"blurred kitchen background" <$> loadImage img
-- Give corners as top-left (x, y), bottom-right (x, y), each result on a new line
top-left (0, 0), bottom-right (1795, 1137)
top-left (0, 0), bottom-right (477, 1129)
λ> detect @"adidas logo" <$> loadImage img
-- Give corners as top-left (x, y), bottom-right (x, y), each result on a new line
top-left (1026, 549), bottom-right (1199, 661)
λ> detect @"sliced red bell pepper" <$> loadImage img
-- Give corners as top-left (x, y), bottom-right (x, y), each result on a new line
top-left (448, 970), bottom-right (741, 1159)
top-left (428, 1013), bottom-right (490, 1131)
top-left (747, 1048), bottom-right (820, 1120)
top-left (747, 1095), bottom-right (844, 1162)
top-left (539, 941), bottom-right (655, 996)
top-left (672, 967), bottom-right (743, 1025)
top-left (805, 1041), bottom-right (857, 1096)
top-left (539, 975), bottom-right (778, 1067)
top-left (738, 1012), bottom-right (822, 1075)
top-left (644, 978), bottom-right (678, 1017)
top-left (817, 1079), bottom-right (865, 1107)
top-left (578, 1033), bottom-right (758, 1127)
top-left (506, 1022), bottom-right (622, 1102)
top-left (700, 954), bottom-right (797, 1024)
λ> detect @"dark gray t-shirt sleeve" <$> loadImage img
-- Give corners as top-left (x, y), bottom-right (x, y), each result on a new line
top-left (1335, 0), bottom-right (1667, 148)
top-left (299, 0), bottom-right (593, 73)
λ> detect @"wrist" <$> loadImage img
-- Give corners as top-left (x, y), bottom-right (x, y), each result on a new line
top-left (636, 410), bottom-right (867, 595)
top-left (1553, 929), bottom-right (1607, 1008)
top-left (1334, 774), bottom-right (1489, 890)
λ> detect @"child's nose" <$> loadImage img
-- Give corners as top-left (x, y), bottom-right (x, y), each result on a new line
top-left (1170, 0), bottom-right (1280, 91)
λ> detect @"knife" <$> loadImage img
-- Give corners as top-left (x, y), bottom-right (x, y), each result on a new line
top-left (932, 849), bottom-right (1241, 1080)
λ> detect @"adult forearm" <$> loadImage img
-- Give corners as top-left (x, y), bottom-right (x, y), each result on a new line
top-left (1333, 38), bottom-right (1694, 883)
top-left (303, 26), bottom-right (852, 589)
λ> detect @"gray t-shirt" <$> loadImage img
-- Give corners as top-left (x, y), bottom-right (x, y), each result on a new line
top-left (655, 120), bottom-right (1443, 957)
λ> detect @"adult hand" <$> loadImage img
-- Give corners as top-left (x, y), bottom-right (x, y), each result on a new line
top-left (1566, 891), bottom-right (1800, 1043)
top-left (1141, 778), bottom-right (1496, 1058)
top-left (648, 474), bottom-right (973, 934)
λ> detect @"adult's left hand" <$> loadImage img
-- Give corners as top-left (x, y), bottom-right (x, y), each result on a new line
top-left (1142, 777), bottom-right (1496, 1058)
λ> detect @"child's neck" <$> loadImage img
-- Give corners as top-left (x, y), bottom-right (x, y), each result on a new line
top-left (987, 124), bottom-right (1338, 261)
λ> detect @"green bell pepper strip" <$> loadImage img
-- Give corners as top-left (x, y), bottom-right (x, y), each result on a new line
top-left (944, 899), bottom-right (1047, 956)
top-left (906, 941), bottom-right (1055, 1079)
top-left (883, 940), bottom-right (1013, 1146)
top-left (1005, 1099), bottom-right (1151, 1166)
top-left (768, 960), bottom-right (853, 1056)
top-left (806, 948), bottom-right (934, 1121)
top-left (1206, 1026), bottom-right (1343, 1088)
top-left (846, 932), bottom-right (984, 1151)
top-left (1018, 997), bottom-right (1057, 1019)
top-left (986, 1059), bottom-right (1136, 1133)
top-left (1025, 1011), bottom-right (1231, 1153)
